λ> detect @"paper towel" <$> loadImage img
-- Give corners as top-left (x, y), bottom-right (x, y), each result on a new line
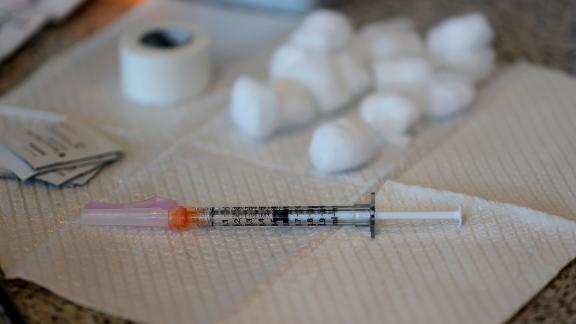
top-left (5, 142), bottom-right (362, 323)
top-left (0, 0), bottom-right (298, 285)
top-left (2, 2), bottom-right (576, 324)
top-left (186, 109), bottom-right (460, 188)
top-left (400, 63), bottom-right (576, 221)
top-left (226, 181), bottom-right (576, 324)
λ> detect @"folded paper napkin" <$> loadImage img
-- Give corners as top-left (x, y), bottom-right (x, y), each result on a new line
top-left (1, 2), bottom-right (576, 324)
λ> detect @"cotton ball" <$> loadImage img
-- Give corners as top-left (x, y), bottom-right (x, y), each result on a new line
top-left (333, 49), bottom-right (372, 99)
top-left (271, 79), bottom-right (317, 128)
top-left (350, 37), bottom-right (372, 67)
top-left (230, 77), bottom-right (319, 139)
top-left (309, 118), bottom-right (378, 173)
top-left (360, 92), bottom-right (420, 135)
top-left (426, 13), bottom-right (495, 83)
top-left (354, 17), bottom-right (416, 63)
top-left (269, 44), bottom-right (309, 77)
top-left (359, 17), bottom-right (416, 43)
top-left (290, 9), bottom-right (353, 52)
top-left (426, 72), bottom-right (475, 119)
top-left (270, 44), bottom-right (350, 114)
top-left (230, 76), bottom-right (278, 139)
top-left (369, 31), bottom-right (425, 61)
top-left (427, 12), bottom-right (494, 54)
top-left (374, 57), bottom-right (432, 93)
top-left (433, 47), bottom-right (495, 83)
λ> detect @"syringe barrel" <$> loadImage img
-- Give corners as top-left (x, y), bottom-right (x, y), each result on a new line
top-left (207, 206), bottom-right (372, 227)
top-left (80, 194), bottom-right (376, 237)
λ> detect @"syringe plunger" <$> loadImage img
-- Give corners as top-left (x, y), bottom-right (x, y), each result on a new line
top-left (376, 208), bottom-right (462, 225)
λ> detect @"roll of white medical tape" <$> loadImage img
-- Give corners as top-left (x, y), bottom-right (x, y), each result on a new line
top-left (119, 23), bottom-right (212, 106)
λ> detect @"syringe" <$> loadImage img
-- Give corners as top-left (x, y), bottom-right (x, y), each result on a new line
top-left (80, 193), bottom-right (461, 238)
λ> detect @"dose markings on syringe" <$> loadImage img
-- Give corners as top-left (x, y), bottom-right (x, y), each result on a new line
top-left (210, 207), bottom-right (337, 226)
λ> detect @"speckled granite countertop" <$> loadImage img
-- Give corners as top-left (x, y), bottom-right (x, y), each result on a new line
top-left (1, 0), bottom-right (576, 323)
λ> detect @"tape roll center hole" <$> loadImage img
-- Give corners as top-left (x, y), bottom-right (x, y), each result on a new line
top-left (140, 28), bottom-right (192, 49)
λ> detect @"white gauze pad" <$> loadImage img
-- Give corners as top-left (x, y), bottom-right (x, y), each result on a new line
top-left (374, 56), bottom-right (432, 93)
top-left (360, 92), bottom-right (420, 135)
top-left (427, 12), bottom-right (494, 55)
top-left (309, 117), bottom-right (378, 173)
top-left (289, 9), bottom-right (353, 53)
top-left (230, 76), bottom-right (278, 139)
top-left (271, 78), bottom-right (317, 128)
top-left (270, 44), bottom-right (350, 114)
top-left (426, 72), bottom-right (475, 119)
